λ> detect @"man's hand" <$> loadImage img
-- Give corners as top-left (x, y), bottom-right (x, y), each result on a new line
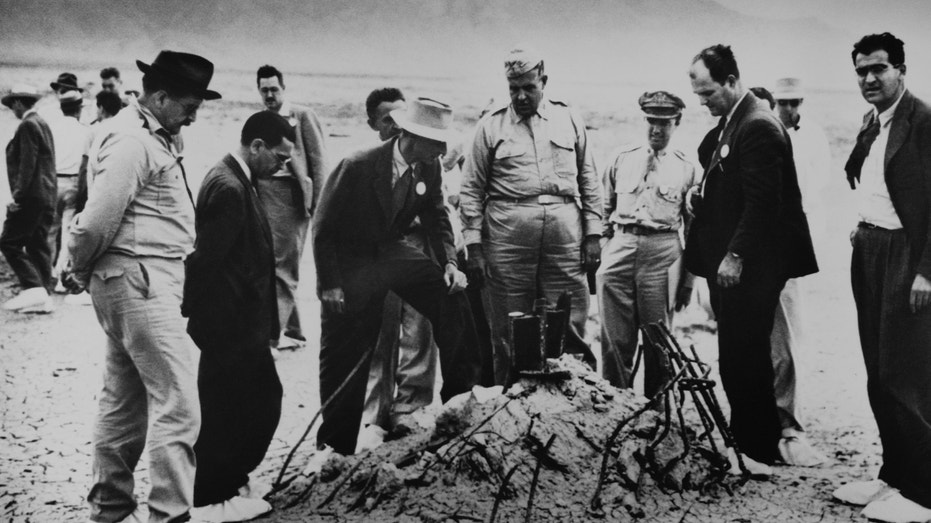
top-left (675, 284), bottom-right (693, 311)
top-left (581, 235), bottom-right (602, 273)
top-left (685, 186), bottom-right (702, 217)
top-left (321, 287), bottom-right (347, 314)
top-left (444, 263), bottom-right (468, 294)
top-left (466, 243), bottom-right (487, 288)
top-left (716, 252), bottom-right (743, 288)
top-left (910, 273), bottom-right (931, 313)
top-left (59, 268), bottom-right (88, 295)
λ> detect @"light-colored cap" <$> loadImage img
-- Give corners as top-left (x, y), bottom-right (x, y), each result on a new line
top-left (773, 77), bottom-right (805, 100)
top-left (390, 97), bottom-right (454, 143)
top-left (59, 90), bottom-right (84, 108)
top-left (1, 84), bottom-right (41, 108)
top-left (504, 44), bottom-right (543, 78)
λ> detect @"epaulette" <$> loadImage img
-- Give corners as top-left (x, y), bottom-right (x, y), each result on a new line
top-left (547, 98), bottom-right (570, 107)
top-left (672, 149), bottom-right (689, 161)
top-left (487, 101), bottom-right (509, 116)
top-left (616, 143), bottom-right (643, 155)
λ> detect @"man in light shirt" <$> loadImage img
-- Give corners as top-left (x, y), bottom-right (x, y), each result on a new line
top-left (63, 50), bottom-right (220, 523)
top-left (832, 32), bottom-right (931, 523)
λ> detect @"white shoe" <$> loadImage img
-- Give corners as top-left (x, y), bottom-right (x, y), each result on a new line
top-left (190, 496), bottom-right (272, 522)
top-left (355, 424), bottom-right (387, 453)
top-left (238, 477), bottom-right (272, 500)
top-left (778, 433), bottom-right (828, 467)
top-left (726, 448), bottom-right (773, 479)
top-left (3, 287), bottom-right (51, 312)
top-left (303, 445), bottom-right (335, 475)
top-left (833, 479), bottom-right (896, 506)
top-left (861, 490), bottom-right (931, 523)
top-left (64, 291), bottom-right (93, 306)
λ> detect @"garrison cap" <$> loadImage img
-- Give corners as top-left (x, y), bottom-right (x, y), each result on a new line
top-left (504, 44), bottom-right (543, 78)
top-left (638, 91), bottom-right (685, 119)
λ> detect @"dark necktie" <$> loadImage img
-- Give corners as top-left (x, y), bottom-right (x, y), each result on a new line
top-left (392, 166), bottom-right (413, 220)
top-left (844, 115), bottom-right (881, 188)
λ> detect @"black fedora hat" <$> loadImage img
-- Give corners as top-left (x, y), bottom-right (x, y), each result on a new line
top-left (50, 72), bottom-right (83, 93)
top-left (136, 50), bottom-right (221, 100)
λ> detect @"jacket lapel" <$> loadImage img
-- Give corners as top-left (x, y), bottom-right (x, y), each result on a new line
top-left (223, 154), bottom-right (273, 247)
top-left (705, 93), bottom-right (756, 176)
top-left (885, 90), bottom-right (913, 171)
top-left (372, 139), bottom-right (395, 223)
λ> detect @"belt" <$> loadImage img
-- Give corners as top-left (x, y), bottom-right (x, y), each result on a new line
top-left (858, 221), bottom-right (903, 232)
top-left (488, 194), bottom-right (574, 205)
top-left (57, 173), bottom-right (79, 178)
top-left (615, 223), bottom-right (675, 236)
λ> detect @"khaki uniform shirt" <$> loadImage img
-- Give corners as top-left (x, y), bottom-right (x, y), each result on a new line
top-left (460, 99), bottom-right (602, 245)
top-left (603, 144), bottom-right (696, 236)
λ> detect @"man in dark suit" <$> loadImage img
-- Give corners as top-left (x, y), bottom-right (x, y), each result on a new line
top-left (181, 112), bottom-right (295, 522)
top-left (831, 33), bottom-right (931, 523)
top-left (685, 44), bottom-right (817, 477)
top-left (312, 97), bottom-right (481, 457)
top-left (1, 84), bottom-right (56, 313)
top-left (256, 65), bottom-right (328, 350)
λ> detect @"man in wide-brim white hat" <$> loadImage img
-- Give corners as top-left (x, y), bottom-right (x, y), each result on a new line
top-left (310, 96), bottom-right (482, 459)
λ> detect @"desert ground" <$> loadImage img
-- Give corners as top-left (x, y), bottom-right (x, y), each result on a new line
top-left (0, 63), bottom-right (888, 521)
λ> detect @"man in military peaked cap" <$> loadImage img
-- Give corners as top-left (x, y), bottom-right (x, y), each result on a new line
top-left (460, 44), bottom-right (602, 385)
top-left (597, 90), bottom-right (697, 399)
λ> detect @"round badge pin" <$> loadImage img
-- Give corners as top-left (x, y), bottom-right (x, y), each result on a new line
top-left (415, 182), bottom-right (426, 195)
top-left (720, 144), bottom-right (730, 158)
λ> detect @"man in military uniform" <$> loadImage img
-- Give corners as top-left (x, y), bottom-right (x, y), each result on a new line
top-left (460, 45), bottom-right (602, 385)
top-left (598, 91), bottom-right (696, 398)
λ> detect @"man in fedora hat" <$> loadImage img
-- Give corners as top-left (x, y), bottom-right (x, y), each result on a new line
top-left (46, 90), bottom-right (93, 292)
top-left (597, 91), bottom-right (697, 400)
top-left (40, 72), bottom-right (87, 122)
top-left (460, 44), bottom-right (602, 385)
top-left (768, 76), bottom-right (830, 467)
top-left (0, 85), bottom-right (56, 313)
top-left (312, 97), bottom-right (481, 457)
top-left (63, 50), bottom-right (220, 523)
top-left (255, 65), bottom-right (328, 351)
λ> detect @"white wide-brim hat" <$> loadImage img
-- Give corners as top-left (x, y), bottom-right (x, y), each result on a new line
top-left (390, 97), bottom-right (454, 143)
top-left (773, 77), bottom-right (805, 100)
top-left (2, 84), bottom-right (41, 109)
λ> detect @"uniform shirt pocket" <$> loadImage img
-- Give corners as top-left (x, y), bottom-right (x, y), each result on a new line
top-left (651, 185), bottom-right (684, 225)
top-left (549, 134), bottom-right (577, 177)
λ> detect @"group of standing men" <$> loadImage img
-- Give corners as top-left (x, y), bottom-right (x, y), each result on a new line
top-left (1, 28), bottom-right (929, 523)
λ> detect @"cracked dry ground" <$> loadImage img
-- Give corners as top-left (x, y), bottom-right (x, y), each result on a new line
top-left (0, 226), bottom-right (883, 522)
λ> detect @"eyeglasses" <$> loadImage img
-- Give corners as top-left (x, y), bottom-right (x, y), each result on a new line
top-left (777, 99), bottom-right (800, 107)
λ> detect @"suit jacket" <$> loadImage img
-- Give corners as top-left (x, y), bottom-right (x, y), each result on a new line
top-left (5, 111), bottom-right (56, 207)
top-left (856, 90), bottom-right (931, 278)
top-left (182, 154), bottom-right (278, 351)
top-left (685, 93), bottom-right (818, 280)
top-left (313, 137), bottom-right (456, 310)
top-left (284, 103), bottom-right (328, 216)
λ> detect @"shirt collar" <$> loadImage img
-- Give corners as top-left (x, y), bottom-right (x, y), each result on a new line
top-left (875, 89), bottom-right (906, 128)
top-left (725, 91), bottom-right (749, 123)
top-left (271, 100), bottom-right (292, 117)
top-left (230, 150), bottom-right (252, 181)
top-left (132, 96), bottom-right (172, 144)
top-left (393, 138), bottom-right (411, 175)
top-left (22, 108), bottom-right (37, 119)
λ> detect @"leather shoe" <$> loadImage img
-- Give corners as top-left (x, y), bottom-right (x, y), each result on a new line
top-left (861, 490), bottom-right (931, 523)
top-left (833, 479), bottom-right (895, 506)
top-left (190, 496), bottom-right (272, 522)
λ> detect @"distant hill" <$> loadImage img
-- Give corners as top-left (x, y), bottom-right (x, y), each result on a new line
top-left (0, 0), bottom-right (922, 91)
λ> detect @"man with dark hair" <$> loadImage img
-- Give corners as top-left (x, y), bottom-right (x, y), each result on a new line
top-left (832, 32), bottom-right (931, 522)
top-left (312, 97), bottom-right (481, 458)
top-left (255, 64), bottom-right (328, 350)
top-left (749, 87), bottom-right (775, 110)
top-left (63, 50), bottom-right (220, 523)
top-left (95, 91), bottom-right (122, 121)
top-left (366, 87), bottom-right (406, 140)
top-left (460, 44), bottom-right (602, 385)
top-left (99, 67), bottom-right (122, 94)
top-left (0, 85), bottom-right (56, 313)
top-left (182, 111), bottom-right (295, 522)
top-left (686, 44), bottom-right (817, 478)
top-left (47, 90), bottom-right (93, 292)
top-left (598, 91), bottom-right (696, 399)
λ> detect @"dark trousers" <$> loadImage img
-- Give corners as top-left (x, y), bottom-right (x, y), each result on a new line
top-left (318, 246), bottom-right (482, 455)
top-left (460, 251), bottom-right (496, 387)
top-left (851, 226), bottom-right (931, 507)
top-left (193, 346), bottom-right (282, 506)
top-left (708, 260), bottom-right (785, 465)
top-left (0, 200), bottom-right (54, 289)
